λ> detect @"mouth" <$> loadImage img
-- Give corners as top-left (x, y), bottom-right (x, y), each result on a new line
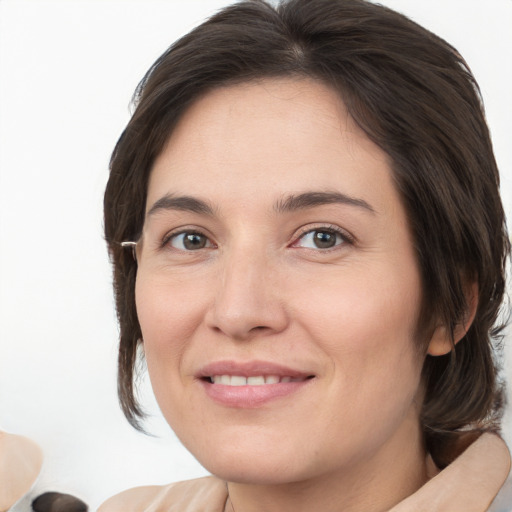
top-left (204, 375), bottom-right (312, 386)
top-left (196, 361), bottom-right (315, 408)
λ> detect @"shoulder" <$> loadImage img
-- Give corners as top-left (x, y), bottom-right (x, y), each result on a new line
top-left (98, 476), bottom-right (228, 512)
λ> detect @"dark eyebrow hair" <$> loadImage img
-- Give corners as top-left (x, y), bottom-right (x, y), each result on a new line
top-left (274, 191), bottom-right (376, 214)
top-left (147, 194), bottom-right (215, 217)
top-left (147, 191), bottom-right (374, 217)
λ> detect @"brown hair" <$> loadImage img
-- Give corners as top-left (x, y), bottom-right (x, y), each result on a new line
top-left (104, 0), bottom-right (509, 462)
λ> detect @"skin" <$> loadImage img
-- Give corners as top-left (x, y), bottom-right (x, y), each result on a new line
top-left (135, 78), bottom-right (453, 512)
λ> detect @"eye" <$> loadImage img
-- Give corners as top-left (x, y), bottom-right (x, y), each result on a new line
top-left (293, 228), bottom-right (348, 250)
top-left (166, 231), bottom-right (214, 251)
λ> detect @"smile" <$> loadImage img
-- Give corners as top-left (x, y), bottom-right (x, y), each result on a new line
top-left (197, 362), bottom-right (315, 408)
top-left (208, 375), bottom-right (308, 386)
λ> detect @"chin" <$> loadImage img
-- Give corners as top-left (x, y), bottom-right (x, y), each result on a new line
top-left (199, 454), bottom-right (309, 486)
top-left (179, 426), bottom-right (354, 487)
top-left (175, 427), bottom-right (312, 485)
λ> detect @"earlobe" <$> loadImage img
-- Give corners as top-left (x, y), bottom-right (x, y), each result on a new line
top-left (426, 281), bottom-right (478, 356)
top-left (426, 324), bottom-right (454, 356)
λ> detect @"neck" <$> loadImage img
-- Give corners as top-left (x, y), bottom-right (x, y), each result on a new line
top-left (226, 414), bottom-right (428, 512)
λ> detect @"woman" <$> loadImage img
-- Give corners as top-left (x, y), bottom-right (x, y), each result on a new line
top-left (99, 0), bottom-right (511, 510)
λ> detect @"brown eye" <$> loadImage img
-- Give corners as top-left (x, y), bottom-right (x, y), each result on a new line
top-left (169, 232), bottom-right (213, 251)
top-left (313, 231), bottom-right (337, 248)
top-left (295, 229), bottom-right (345, 249)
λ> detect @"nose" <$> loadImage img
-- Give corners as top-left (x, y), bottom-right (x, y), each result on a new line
top-left (205, 245), bottom-right (289, 341)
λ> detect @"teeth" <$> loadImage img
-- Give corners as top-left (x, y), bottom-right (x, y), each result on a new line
top-left (231, 375), bottom-right (247, 386)
top-left (210, 375), bottom-right (300, 386)
top-left (247, 376), bottom-right (265, 386)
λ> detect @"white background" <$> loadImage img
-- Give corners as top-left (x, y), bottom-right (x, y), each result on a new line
top-left (0, 1), bottom-right (511, 511)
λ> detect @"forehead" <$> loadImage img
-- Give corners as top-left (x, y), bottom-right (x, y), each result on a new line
top-left (147, 78), bottom-right (399, 217)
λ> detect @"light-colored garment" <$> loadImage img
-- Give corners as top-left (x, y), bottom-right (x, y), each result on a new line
top-left (99, 477), bottom-right (227, 512)
top-left (0, 431), bottom-right (43, 511)
top-left (99, 433), bottom-right (511, 512)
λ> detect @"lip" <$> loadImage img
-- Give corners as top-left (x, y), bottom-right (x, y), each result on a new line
top-left (196, 360), bottom-right (315, 408)
top-left (197, 360), bottom-right (312, 379)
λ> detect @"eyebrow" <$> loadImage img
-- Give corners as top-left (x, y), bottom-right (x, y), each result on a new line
top-left (147, 190), bottom-right (375, 218)
top-left (274, 191), bottom-right (375, 214)
top-left (147, 194), bottom-right (216, 217)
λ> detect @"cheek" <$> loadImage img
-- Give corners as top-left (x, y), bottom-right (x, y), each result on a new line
top-left (295, 264), bottom-right (421, 344)
top-left (135, 271), bottom-right (208, 390)
top-left (136, 267), bottom-right (208, 337)
top-left (293, 264), bottom-right (424, 400)
top-left (299, 276), bottom-right (424, 461)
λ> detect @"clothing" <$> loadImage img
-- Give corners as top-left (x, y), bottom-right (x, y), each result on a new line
top-left (98, 433), bottom-right (511, 512)
top-left (99, 477), bottom-right (226, 512)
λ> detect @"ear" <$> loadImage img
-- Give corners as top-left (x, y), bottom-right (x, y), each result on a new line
top-left (427, 281), bottom-right (478, 356)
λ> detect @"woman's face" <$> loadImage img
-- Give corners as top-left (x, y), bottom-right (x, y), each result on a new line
top-left (136, 78), bottom-right (430, 485)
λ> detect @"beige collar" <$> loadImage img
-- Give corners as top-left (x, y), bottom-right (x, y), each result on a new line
top-left (389, 433), bottom-right (511, 512)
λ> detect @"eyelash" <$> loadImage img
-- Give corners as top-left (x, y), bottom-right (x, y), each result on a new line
top-left (160, 224), bottom-right (354, 253)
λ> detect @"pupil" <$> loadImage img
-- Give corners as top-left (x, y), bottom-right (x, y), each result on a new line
top-left (314, 231), bottom-right (335, 248)
top-left (184, 233), bottom-right (206, 250)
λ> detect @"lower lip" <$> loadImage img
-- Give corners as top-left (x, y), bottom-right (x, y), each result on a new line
top-left (200, 379), bottom-right (312, 408)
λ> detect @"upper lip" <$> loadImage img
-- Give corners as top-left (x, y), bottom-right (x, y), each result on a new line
top-left (196, 360), bottom-right (313, 379)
